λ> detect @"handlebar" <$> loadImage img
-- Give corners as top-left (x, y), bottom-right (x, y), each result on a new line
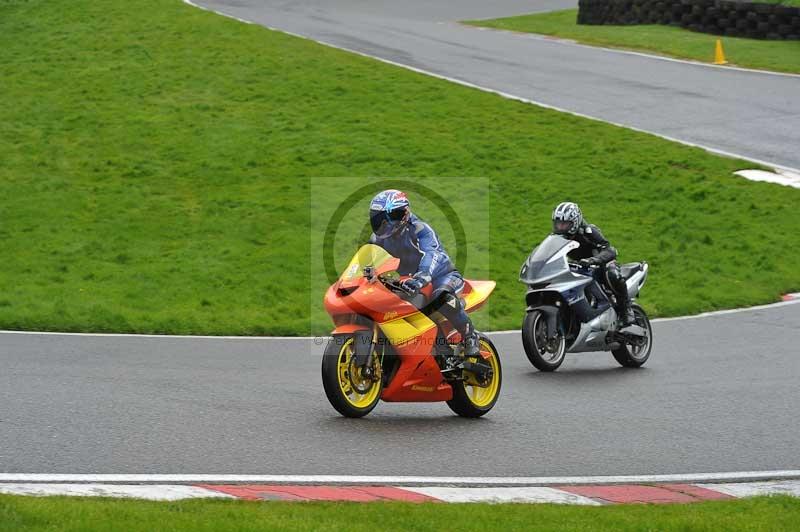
top-left (378, 274), bottom-right (415, 296)
top-left (569, 261), bottom-right (600, 271)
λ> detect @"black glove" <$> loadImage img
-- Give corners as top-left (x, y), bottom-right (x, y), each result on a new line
top-left (401, 273), bottom-right (431, 295)
top-left (401, 277), bottom-right (425, 295)
top-left (580, 257), bottom-right (602, 268)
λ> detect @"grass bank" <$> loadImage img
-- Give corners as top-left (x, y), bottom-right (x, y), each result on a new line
top-left (763, 0), bottom-right (800, 6)
top-left (465, 9), bottom-right (800, 74)
top-left (1, 0), bottom-right (798, 335)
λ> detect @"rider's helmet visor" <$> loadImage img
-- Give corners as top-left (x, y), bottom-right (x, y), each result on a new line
top-left (370, 207), bottom-right (407, 238)
top-left (553, 220), bottom-right (573, 234)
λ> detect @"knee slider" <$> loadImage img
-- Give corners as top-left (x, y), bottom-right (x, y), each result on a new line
top-left (426, 290), bottom-right (463, 318)
top-left (436, 291), bottom-right (463, 311)
top-left (606, 264), bottom-right (623, 283)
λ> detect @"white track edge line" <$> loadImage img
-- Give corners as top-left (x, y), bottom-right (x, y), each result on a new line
top-left (489, 295), bottom-right (800, 333)
top-left (0, 331), bottom-right (312, 340)
top-left (1, 296), bottom-right (796, 340)
top-left (460, 22), bottom-right (800, 79)
top-left (0, 484), bottom-right (235, 500)
top-left (183, 0), bottom-right (800, 176)
top-left (2, 471), bottom-right (800, 486)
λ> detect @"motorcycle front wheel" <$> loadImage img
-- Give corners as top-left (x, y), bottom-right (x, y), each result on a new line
top-left (321, 335), bottom-right (382, 418)
top-left (522, 310), bottom-right (566, 372)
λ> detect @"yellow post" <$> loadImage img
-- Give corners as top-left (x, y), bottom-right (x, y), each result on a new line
top-left (714, 39), bottom-right (727, 65)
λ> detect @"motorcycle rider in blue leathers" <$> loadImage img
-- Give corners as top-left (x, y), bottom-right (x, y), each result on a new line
top-left (368, 189), bottom-right (481, 360)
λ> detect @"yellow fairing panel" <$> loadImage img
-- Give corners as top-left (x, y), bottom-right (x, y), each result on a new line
top-left (463, 280), bottom-right (496, 311)
top-left (379, 280), bottom-right (495, 345)
top-left (340, 244), bottom-right (393, 282)
top-left (379, 311), bottom-right (437, 346)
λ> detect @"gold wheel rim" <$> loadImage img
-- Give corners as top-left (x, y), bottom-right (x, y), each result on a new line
top-left (462, 339), bottom-right (500, 408)
top-left (337, 338), bottom-right (381, 409)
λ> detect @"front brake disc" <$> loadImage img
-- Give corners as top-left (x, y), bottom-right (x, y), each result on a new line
top-left (348, 360), bottom-right (378, 394)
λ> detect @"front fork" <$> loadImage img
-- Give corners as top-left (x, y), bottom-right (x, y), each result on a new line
top-left (533, 305), bottom-right (562, 340)
top-left (352, 325), bottom-right (379, 377)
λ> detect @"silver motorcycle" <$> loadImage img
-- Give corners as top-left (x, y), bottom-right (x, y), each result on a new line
top-left (519, 235), bottom-right (653, 371)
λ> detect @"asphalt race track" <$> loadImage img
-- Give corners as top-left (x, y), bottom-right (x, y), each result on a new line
top-left (190, 0), bottom-right (800, 171)
top-left (2, 302), bottom-right (798, 476)
top-left (1, 0), bottom-right (798, 480)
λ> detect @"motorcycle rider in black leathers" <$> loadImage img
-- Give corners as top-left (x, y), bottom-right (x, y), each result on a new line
top-left (552, 202), bottom-right (636, 326)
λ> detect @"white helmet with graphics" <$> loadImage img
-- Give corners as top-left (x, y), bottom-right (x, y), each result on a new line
top-left (552, 201), bottom-right (583, 236)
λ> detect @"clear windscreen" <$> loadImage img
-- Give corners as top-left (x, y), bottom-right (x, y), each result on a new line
top-left (339, 244), bottom-right (394, 282)
top-left (520, 235), bottom-right (572, 283)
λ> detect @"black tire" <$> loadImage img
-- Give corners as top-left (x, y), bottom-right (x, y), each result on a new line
top-left (521, 310), bottom-right (566, 372)
top-left (612, 304), bottom-right (653, 368)
top-left (447, 335), bottom-right (502, 418)
top-left (321, 335), bottom-right (382, 418)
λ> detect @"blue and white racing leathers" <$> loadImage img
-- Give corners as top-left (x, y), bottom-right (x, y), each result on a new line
top-left (370, 214), bottom-right (471, 333)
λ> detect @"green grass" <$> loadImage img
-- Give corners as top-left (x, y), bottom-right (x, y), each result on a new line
top-left (2, 495), bottom-right (800, 531)
top-left (1, 0), bottom-right (799, 335)
top-left (465, 10), bottom-right (800, 74)
top-left (762, 0), bottom-right (800, 6)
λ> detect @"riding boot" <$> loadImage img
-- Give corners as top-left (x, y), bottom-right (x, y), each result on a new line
top-left (461, 322), bottom-right (481, 359)
top-left (614, 282), bottom-right (635, 326)
top-left (617, 294), bottom-right (635, 326)
top-left (427, 291), bottom-right (480, 359)
top-left (607, 263), bottom-right (635, 326)
top-left (621, 306), bottom-right (635, 326)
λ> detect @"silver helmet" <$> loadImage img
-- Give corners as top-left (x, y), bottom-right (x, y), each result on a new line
top-left (552, 202), bottom-right (582, 236)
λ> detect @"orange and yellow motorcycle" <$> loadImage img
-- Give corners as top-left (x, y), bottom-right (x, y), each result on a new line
top-left (321, 244), bottom-right (502, 418)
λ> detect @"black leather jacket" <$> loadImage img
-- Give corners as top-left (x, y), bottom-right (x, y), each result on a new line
top-left (566, 222), bottom-right (618, 264)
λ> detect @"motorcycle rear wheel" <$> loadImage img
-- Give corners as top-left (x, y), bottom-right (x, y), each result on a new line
top-left (612, 304), bottom-right (653, 368)
top-left (321, 336), bottom-right (382, 418)
top-left (447, 335), bottom-right (502, 418)
top-left (522, 310), bottom-right (566, 372)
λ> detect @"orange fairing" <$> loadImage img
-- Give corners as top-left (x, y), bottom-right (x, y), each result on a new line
top-left (323, 245), bottom-right (496, 404)
top-left (462, 280), bottom-right (496, 313)
top-left (324, 245), bottom-right (411, 325)
top-left (331, 324), bottom-right (371, 335)
top-left (325, 244), bottom-right (495, 323)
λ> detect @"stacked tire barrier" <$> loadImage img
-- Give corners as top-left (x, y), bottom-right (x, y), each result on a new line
top-left (577, 0), bottom-right (800, 40)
